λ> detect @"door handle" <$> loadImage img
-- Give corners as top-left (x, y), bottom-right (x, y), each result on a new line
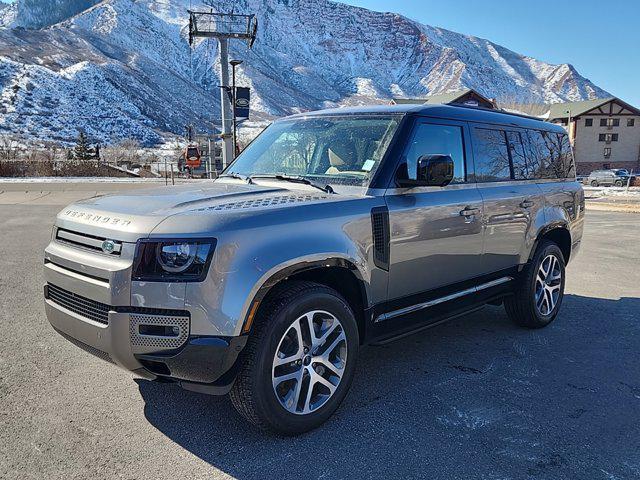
top-left (520, 200), bottom-right (535, 209)
top-left (460, 206), bottom-right (480, 217)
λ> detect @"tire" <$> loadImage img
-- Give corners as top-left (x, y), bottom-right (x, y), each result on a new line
top-left (504, 240), bottom-right (566, 329)
top-left (230, 281), bottom-right (359, 435)
top-left (615, 180), bottom-right (623, 187)
top-left (590, 180), bottom-right (598, 187)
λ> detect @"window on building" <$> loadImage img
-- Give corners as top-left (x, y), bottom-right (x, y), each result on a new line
top-left (404, 123), bottom-right (466, 183)
top-left (628, 119), bottom-right (635, 127)
top-left (600, 118), bottom-right (620, 127)
top-left (604, 147), bottom-right (611, 158)
top-left (599, 133), bottom-right (619, 142)
top-left (585, 118), bottom-right (593, 127)
top-left (472, 128), bottom-right (512, 182)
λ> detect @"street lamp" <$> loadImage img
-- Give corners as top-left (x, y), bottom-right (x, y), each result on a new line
top-left (230, 59), bottom-right (243, 159)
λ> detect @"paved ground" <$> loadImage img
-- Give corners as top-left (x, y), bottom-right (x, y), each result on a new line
top-left (1, 199), bottom-right (639, 479)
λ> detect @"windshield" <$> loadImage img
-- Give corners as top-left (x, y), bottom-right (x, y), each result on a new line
top-left (226, 115), bottom-right (401, 187)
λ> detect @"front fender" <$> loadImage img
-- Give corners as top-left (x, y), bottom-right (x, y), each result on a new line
top-left (183, 212), bottom-right (377, 337)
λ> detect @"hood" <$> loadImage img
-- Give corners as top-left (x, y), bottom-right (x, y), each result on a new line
top-left (54, 181), bottom-right (336, 242)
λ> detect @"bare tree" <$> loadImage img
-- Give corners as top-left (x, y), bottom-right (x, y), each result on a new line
top-left (0, 135), bottom-right (20, 161)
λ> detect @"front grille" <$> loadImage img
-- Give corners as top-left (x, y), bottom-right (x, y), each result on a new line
top-left (55, 228), bottom-right (122, 256)
top-left (47, 284), bottom-right (111, 325)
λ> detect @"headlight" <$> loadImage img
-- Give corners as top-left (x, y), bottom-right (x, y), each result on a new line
top-left (132, 239), bottom-right (216, 282)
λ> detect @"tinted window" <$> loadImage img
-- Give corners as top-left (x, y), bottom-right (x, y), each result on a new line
top-left (506, 131), bottom-right (529, 180)
top-left (522, 130), bottom-right (555, 179)
top-left (472, 128), bottom-right (512, 182)
top-left (405, 123), bottom-right (466, 183)
top-left (557, 133), bottom-right (575, 178)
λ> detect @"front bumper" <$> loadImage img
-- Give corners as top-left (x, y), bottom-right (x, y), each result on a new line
top-left (44, 286), bottom-right (247, 394)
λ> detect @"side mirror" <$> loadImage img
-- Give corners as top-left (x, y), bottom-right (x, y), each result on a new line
top-left (403, 154), bottom-right (454, 187)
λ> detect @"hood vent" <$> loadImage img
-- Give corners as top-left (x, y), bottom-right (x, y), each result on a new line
top-left (204, 194), bottom-right (329, 211)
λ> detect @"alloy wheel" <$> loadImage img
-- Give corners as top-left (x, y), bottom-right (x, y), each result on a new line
top-left (535, 254), bottom-right (562, 316)
top-left (272, 310), bottom-right (347, 415)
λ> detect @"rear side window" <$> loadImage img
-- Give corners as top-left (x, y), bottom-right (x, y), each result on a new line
top-left (557, 133), bottom-right (575, 178)
top-left (506, 131), bottom-right (529, 180)
top-left (522, 130), bottom-right (556, 179)
top-left (472, 127), bottom-right (512, 182)
top-left (404, 123), bottom-right (466, 183)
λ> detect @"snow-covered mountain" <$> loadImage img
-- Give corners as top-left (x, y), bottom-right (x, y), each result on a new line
top-left (0, 0), bottom-right (610, 145)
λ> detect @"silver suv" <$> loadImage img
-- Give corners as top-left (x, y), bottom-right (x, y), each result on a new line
top-left (44, 104), bottom-right (584, 434)
top-left (587, 169), bottom-right (630, 187)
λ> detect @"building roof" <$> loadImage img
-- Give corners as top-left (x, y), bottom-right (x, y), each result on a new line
top-left (548, 96), bottom-right (640, 120)
top-left (548, 97), bottom-right (615, 120)
top-left (391, 89), bottom-right (495, 107)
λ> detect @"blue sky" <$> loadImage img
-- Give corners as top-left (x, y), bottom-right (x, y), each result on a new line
top-left (341, 0), bottom-right (639, 106)
top-left (2, 0), bottom-right (637, 105)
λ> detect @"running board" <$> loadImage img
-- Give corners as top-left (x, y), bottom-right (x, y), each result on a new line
top-left (374, 276), bottom-right (513, 323)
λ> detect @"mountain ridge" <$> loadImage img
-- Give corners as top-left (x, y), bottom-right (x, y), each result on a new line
top-left (0, 0), bottom-right (609, 145)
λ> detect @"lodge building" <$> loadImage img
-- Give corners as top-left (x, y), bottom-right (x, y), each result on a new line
top-left (548, 97), bottom-right (640, 175)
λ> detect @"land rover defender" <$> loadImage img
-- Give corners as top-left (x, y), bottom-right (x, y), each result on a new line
top-left (44, 104), bottom-right (584, 434)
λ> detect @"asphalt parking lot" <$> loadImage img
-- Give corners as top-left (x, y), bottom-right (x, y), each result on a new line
top-left (1, 198), bottom-right (639, 479)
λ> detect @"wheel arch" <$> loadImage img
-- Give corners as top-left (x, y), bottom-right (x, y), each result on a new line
top-left (529, 223), bottom-right (572, 264)
top-left (241, 258), bottom-right (370, 342)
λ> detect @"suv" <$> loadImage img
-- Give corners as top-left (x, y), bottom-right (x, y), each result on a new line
top-left (587, 169), bottom-right (630, 187)
top-left (44, 105), bottom-right (584, 434)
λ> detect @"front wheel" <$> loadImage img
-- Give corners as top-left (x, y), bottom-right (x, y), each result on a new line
top-left (615, 180), bottom-right (624, 187)
top-left (590, 180), bottom-right (598, 187)
top-left (230, 281), bottom-right (359, 435)
top-left (505, 240), bottom-right (566, 328)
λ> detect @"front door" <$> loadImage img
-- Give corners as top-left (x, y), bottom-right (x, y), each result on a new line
top-left (383, 119), bottom-right (485, 321)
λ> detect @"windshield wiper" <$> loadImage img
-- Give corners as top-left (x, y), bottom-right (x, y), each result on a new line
top-left (219, 172), bottom-right (251, 182)
top-left (249, 174), bottom-right (335, 194)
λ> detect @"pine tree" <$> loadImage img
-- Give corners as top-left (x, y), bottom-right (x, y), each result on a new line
top-left (73, 131), bottom-right (91, 161)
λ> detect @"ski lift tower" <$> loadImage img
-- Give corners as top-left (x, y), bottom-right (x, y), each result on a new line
top-left (188, 10), bottom-right (257, 169)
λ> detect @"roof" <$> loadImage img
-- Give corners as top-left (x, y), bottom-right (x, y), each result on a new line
top-left (284, 103), bottom-right (565, 133)
top-left (548, 97), bottom-right (615, 120)
top-left (391, 89), bottom-right (495, 107)
top-left (548, 96), bottom-right (640, 120)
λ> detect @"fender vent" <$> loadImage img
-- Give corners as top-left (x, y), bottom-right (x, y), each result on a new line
top-left (371, 206), bottom-right (390, 270)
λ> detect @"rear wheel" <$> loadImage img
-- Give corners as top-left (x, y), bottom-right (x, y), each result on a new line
top-left (230, 281), bottom-right (359, 435)
top-left (615, 179), bottom-right (624, 187)
top-left (505, 241), bottom-right (566, 328)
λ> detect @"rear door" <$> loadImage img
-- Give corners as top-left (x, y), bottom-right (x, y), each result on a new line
top-left (470, 125), bottom-right (545, 273)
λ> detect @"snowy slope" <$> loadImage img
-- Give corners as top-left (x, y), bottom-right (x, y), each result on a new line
top-left (0, 0), bottom-right (610, 145)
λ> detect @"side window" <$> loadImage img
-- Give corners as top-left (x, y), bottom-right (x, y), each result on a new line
top-left (506, 131), bottom-right (529, 180)
top-left (472, 127), bottom-right (512, 182)
top-left (405, 123), bottom-right (466, 184)
top-left (523, 130), bottom-right (553, 179)
top-left (558, 133), bottom-right (576, 178)
top-left (542, 131), bottom-right (566, 179)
